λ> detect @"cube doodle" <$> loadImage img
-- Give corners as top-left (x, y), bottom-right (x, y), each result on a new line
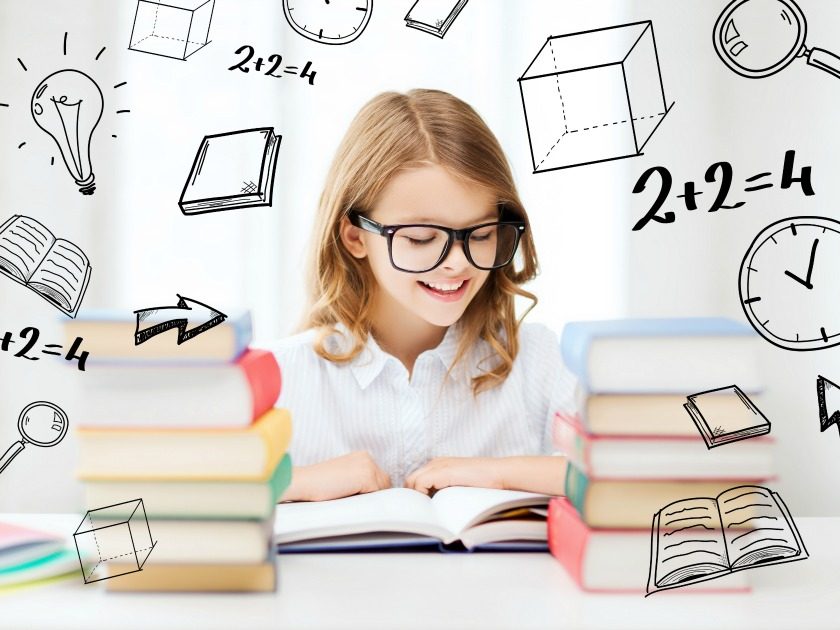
top-left (74, 498), bottom-right (156, 584)
top-left (518, 21), bottom-right (674, 173)
top-left (128, 0), bottom-right (215, 61)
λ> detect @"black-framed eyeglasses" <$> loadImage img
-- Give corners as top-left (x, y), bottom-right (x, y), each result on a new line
top-left (348, 210), bottom-right (526, 273)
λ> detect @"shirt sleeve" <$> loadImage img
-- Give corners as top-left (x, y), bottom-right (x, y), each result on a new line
top-left (526, 324), bottom-right (578, 455)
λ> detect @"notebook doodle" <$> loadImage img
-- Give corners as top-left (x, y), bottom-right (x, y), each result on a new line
top-left (74, 499), bottom-right (157, 584)
top-left (714, 0), bottom-right (840, 80)
top-left (632, 149), bottom-right (814, 231)
top-left (646, 485), bottom-right (808, 595)
top-left (816, 375), bottom-right (840, 435)
top-left (684, 385), bottom-right (771, 449)
top-left (134, 294), bottom-right (227, 346)
top-left (228, 45), bottom-right (317, 85)
top-left (0, 325), bottom-right (89, 371)
top-left (0, 215), bottom-right (91, 318)
top-left (0, 402), bottom-right (69, 476)
top-left (404, 0), bottom-right (469, 39)
top-left (283, 0), bottom-right (373, 45)
top-left (518, 21), bottom-right (673, 173)
top-left (179, 127), bottom-right (282, 215)
top-left (128, 0), bottom-right (215, 61)
top-left (6, 32), bottom-right (129, 194)
top-left (739, 216), bottom-right (840, 351)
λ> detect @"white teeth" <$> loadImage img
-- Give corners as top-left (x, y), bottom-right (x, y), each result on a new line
top-left (422, 281), bottom-right (464, 292)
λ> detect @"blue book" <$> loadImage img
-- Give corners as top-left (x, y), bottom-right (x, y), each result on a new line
top-left (560, 318), bottom-right (760, 394)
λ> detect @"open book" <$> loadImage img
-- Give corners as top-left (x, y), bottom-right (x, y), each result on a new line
top-left (646, 485), bottom-right (807, 595)
top-left (274, 487), bottom-right (551, 552)
top-left (0, 215), bottom-right (91, 317)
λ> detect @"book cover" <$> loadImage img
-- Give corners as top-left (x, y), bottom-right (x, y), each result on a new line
top-left (404, 0), bottom-right (469, 37)
top-left (684, 385), bottom-right (771, 448)
top-left (179, 127), bottom-right (281, 215)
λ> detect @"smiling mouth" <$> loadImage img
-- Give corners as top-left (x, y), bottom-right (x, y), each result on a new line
top-left (417, 279), bottom-right (470, 301)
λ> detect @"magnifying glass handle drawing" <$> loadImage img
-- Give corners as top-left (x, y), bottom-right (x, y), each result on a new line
top-left (805, 47), bottom-right (840, 79)
top-left (0, 441), bottom-right (25, 475)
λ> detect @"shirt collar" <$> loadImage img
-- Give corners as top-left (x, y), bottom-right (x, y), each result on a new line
top-left (331, 322), bottom-right (464, 390)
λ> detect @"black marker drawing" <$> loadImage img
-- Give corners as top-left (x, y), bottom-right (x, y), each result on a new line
top-left (646, 485), bottom-right (807, 596)
top-left (228, 45), bottom-right (317, 85)
top-left (518, 21), bottom-right (673, 174)
top-left (714, 0), bottom-right (840, 80)
top-left (739, 216), bottom-right (840, 351)
top-left (0, 402), bottom-right (69, 475)
top-left (74, 499), bottom-right (156, 584)
top-left (817, 375), bottom-right (840, 435)
top-left (282, 0), bottom-right (372, 45)
top-left (179, 127), bottom-right (281, 215)
top-left (0, 215), bottom-right (91, 318)
top-left (135, 294), bottom-right (227, 345)
top-left (128, 0), bottom-right (215, 60)
top-left (0, 326), bottom-right (89, 371)
top-left (404, 0), bottom-right (469, 38)
top-left (31, 70), bottom-right (103, 195)
top-left (684, 385), bottom-right (771, 449)
top-left (632, 149), bottom-right (814, 231)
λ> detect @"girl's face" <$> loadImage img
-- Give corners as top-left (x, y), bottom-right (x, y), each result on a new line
top-left (342, 164), bottom-right (496, 328)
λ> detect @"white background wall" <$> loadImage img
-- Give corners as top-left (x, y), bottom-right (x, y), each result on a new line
top-left (0, 0), bottom-right (838, 514)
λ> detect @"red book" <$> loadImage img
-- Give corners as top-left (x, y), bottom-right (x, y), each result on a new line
top-left (547, 497), bottom-right (750, 593)
top-left (552, 412), bottom-right (774, 480)
top-left (78, 349), bottom-right (282, 429)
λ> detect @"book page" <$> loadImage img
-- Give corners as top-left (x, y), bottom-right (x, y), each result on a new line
top-left (430, 486), bottom-right (550, 540)
top-left (29, 238), bottom-right (90, 314)
top-left (274, 488), bottom-right (450, 545)
top-left (718, 486), bottom-right (803, 569)
top-left (0, 216), bottom-right (54, 282)
top-left (651, 497), bottom-right (729, 589)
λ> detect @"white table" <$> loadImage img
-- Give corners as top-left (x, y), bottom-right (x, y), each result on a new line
top-left (1, 514), bottom-right (838, 630)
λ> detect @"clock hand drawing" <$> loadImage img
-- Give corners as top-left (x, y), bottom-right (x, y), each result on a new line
top-left (783, 238), bottom-right (819, 289)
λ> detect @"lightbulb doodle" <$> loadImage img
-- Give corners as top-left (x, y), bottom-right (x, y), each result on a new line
top-left (1, 32), bottom-right (129, 195)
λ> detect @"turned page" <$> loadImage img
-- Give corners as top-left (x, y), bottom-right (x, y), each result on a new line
top-left (651, 497), bottom-right (729, 589)
top-left (718, 486), bottom-right (804, 569)
top-left (28, 238), bottom-right (90, 314)
top-left (0, 216), bottom-right (54, 282)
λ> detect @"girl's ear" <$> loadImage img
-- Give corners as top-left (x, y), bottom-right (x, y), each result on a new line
top-left (339, 215), bottom-right (367, 259)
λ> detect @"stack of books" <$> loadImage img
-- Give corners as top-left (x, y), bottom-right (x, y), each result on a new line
top-left (548, 318), bottom-right (772, 593)
top-left (66, 311), bottom-right (292, 592)
top-left (0, 522), bottom-right (78, 591)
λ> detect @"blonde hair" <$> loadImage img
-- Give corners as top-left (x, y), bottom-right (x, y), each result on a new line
top-left (300, 89), bottom-right (539, 396)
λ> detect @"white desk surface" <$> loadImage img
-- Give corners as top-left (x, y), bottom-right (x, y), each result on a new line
top-left (0, 514), bottom-right (837, 630)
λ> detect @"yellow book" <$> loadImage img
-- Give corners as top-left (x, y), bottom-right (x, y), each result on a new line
top-left (104, 560), bottom-right (276, 592)
top-left (77, 408), bottom-right (291, 481)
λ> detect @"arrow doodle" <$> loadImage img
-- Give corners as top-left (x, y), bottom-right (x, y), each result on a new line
top-left (134, 295), bottom-right (227, 346)
top-left (816, 375), bottom-right (840, 435)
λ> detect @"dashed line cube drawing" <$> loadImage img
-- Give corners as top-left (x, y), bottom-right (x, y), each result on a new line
top-left (128, 0), bottom-right (215, 61)
top-left (518, 21), bottom-right (673, 174)
top-left (74, 498), bottom-right (157, 584)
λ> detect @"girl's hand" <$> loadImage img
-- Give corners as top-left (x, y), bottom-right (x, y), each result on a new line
top-left (281, 451), bottom-right (392, 502)
top-left (404, 457), bottom-right (506, 496)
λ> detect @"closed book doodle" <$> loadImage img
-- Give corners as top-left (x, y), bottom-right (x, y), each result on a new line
top-left (684, 385), bottom-right (771, 448)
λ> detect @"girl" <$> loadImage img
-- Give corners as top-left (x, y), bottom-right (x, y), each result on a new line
top-left (274, 89), bottom-right (576, 502)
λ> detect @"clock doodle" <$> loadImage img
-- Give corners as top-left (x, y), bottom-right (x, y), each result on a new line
top-left (739, 216), bottom-right (840, 351)
top-left (283, 0), bottom-right (373, 45)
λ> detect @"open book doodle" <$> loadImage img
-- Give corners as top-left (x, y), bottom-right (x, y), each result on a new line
top-left (0, 215), bottom-right (91, 318)
top-left (646, 485), bottom-right (807, 595)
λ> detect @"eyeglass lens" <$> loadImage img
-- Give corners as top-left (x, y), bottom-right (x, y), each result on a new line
top-left (390, 224), bottom-right (519, 272)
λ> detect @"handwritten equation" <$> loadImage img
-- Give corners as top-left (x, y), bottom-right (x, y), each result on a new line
top-left (1, 326), bottom-right (88, 371)
top-left (228, 45), bottom-right (317, 85)
top-left (632, 150), bottom-right (814, 231)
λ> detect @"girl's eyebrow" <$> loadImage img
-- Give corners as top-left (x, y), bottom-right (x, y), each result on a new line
top-left (400, 211), bottom-right (500, 224)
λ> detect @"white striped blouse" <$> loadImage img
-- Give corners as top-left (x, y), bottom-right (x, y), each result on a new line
top-left (269, 322), bottom-right (578, 488)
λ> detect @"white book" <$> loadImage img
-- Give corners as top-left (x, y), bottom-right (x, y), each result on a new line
top-left (275, 487), bottom-right (550, 551)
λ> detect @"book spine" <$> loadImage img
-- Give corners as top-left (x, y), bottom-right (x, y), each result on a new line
top-left (269, 453), bottom-right (294, 504)
top-left (254, 409), bottom-right (293, 476)
top-left (563, 462), bottom-right (590, 521)
top-left (559, 322), bottom-right (591, 385)
top-left (239, 350), bottom-right (283, 421)
top-left (548, 497), bottom-right (590, 589)
top-left (232, 312), bottom-right (254, 359)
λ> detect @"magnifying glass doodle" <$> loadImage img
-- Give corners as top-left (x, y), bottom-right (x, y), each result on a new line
top-left (0, 402), bottom-right (69, 475)
top-left (714, 0), bottom-right (840, 79)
